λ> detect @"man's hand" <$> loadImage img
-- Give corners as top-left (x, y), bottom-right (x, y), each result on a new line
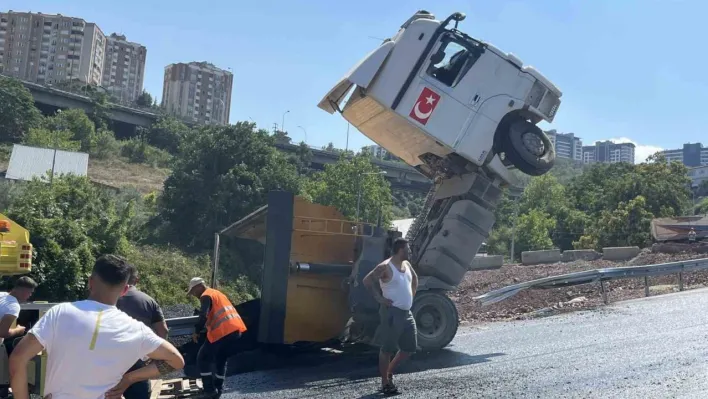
top-left (377, 297), bottom-right (393, 307)
top-left (105, 375), bottom-right (132, 399)
top-left (12, 325), bottom-right (26, 337)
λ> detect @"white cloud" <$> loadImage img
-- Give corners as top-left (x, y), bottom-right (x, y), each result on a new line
top-left (603, 137), bottom-right (663, 164)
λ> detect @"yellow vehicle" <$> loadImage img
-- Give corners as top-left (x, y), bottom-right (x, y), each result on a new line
top-left (0, 214), bottom-right (47, 397)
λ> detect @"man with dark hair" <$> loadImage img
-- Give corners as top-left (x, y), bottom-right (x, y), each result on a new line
top-left (117, 265), bottom-right (169, 399)
top-left (9, 254), bottom-right (185, 399)
top-left (363, 237), bottom-right (418, 396)
top-left (0, 276), bottom-right (37, 351)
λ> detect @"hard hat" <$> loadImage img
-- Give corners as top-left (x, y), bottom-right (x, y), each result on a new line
top-left (187, 277), bottom-right (206, 293)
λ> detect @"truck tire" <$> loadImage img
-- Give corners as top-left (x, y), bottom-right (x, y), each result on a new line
top-left (503, 120), bottom-right (555, 176)
top-left (412, 291), bottom-right (459, 351)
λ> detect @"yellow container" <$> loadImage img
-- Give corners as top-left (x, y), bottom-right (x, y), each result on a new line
top-left (0, 213), bottom-right (32, 275)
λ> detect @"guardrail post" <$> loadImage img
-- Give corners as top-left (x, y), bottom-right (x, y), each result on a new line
top-left (679, 272), bottom-right (684, 291)
top-left (644, 276), bottom-right (650, 297)
top-left (600, 280), bottom-right (608, 304)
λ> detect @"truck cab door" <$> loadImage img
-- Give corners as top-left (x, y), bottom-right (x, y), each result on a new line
top-left (405, 35), bottom-right (485, 148)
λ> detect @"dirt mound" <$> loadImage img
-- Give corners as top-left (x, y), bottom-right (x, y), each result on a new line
top-left (452, 251), bottom-right (708, 323)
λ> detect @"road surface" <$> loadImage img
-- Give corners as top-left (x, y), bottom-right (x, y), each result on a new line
top-left (219, 288), bottom-right (708, 398)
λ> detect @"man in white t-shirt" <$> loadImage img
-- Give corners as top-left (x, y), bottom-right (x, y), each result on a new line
top-left (8, 255), bottom-right (185, 399)
top-left (0, 276), bottom-right (37, 350)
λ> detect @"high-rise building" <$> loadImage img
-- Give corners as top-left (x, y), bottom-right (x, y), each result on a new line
top-left (659, 143), bottom-right (708, 167)
top-left (102, 33), bottom-right (146, 104)
top-left (363, 145), bottom-right (389, 160)
top-left (545, 130), bottom-right (583, 161)
top-left (161, 61), bottom-right (233, 125)
top-left (582, 140), bottom-right (635, 164)
top-left (0, 11), bottom-right (105, 86)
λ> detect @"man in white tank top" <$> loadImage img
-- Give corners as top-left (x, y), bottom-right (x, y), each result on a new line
top-left (363, 237), bottom-right (418, 396)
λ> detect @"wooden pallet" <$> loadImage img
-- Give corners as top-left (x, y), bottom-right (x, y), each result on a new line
top-left (150, 378), bottom-right (204, 398)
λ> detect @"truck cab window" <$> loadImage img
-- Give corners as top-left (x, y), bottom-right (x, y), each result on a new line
top-left (427, 40), bottom-right (478, 87)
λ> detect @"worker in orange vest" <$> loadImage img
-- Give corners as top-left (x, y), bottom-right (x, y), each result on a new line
top-left (187, 277), bottom-right (247, 398)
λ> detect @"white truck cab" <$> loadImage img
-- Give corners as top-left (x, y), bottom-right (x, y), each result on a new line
top-left (319, 10), bottom-right (562, 179)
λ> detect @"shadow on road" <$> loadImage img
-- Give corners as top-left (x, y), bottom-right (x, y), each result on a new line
top-left (218, 347), bottom-right (505, 396)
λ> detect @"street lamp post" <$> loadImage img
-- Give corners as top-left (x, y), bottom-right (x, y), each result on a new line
top-left (297, 126), bottom-right (307, 143)
top-left (281, 110), bottom-right (290, 133)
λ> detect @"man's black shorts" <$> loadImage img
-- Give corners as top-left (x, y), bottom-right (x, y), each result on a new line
top-left (379, 305), bottom-right (417, 354)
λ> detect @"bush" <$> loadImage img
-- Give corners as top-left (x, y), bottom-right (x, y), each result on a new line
top-left (124, 245), bottom-right (258, 306)
top-left (23, 128), bottom-right (81, 151)
top-left (91, 129), bottom-right (121, 160)
top-left (121, 137), bottom-right (172, 168)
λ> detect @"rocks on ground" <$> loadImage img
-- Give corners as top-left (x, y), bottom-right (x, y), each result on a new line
top-left (452, 249), bottom-right (708, 323)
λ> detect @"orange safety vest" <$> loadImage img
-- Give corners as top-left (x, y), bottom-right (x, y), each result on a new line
top-left (201, 288), bottom-right (247, 343)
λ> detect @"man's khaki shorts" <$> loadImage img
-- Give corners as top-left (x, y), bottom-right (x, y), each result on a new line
top-left (379, 305), bottom-right (417, 354)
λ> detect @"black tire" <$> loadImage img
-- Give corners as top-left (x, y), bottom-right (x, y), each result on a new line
top-left (412, 291), bottom-right (459, 351)
top-left (503, 120), bottom-right (555, 176)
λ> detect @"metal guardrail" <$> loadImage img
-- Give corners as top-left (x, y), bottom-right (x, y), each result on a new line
top-left (474, 257), bottom-right (708, 306)
top-left (166, 316), bottom-right (199, 337)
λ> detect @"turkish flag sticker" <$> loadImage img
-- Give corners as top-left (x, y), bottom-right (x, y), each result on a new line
top-left (409, 87), bottom-right (441, 125)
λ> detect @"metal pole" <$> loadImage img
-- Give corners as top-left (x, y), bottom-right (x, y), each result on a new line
top-left (211, 233), bottom-right (221, 289)
top-left (600, 280), bottom-right (608, 304)
top-left (50, 110), bottom-right (61, 185)
top-left (355, 174), bottom-right (362, 222)
top-left (298, 126), bottom-right (307, 143)
top-left (644, 275), bottom-right (650, 297)
top-left (346, 123), bottom-right (350, 152)
top-left (281, 110), bottom-right (290, 133)
top-left (678, 272), bottom-right (684, 291)
top-left (510, 201), bottom-right (519, 262)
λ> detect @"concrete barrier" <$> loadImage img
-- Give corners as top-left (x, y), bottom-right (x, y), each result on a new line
top-left (470, 255), bottom-right (503, 270)
top-left (521, 249), bottom-right (561, 265)
top-left (602, 246), bottom-right (641, 261)
top-left (561, 249), bottom-right (602, 262)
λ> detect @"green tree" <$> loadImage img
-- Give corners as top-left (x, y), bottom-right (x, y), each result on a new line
top-left (302, 154), bottom-right (393, 225)
top-left (0, 76), bottom-right (43, 143)
top-left (6, 175), bottom-right (132, 301)
top-left (287, 142), bottom-right (313, 175)
top-left (273, 130), bottom-right (292, 144)
top-left (695, 197), bottom-right (708, 215)
top-left (513, 209), bottom-right (555, 256)
top-left (144, 116), bottom-right (190, 154)
top-left (156, 122), bottom-right (302, 250)
top-left (577, 195), bottom-right (653, 249)
top-left (135, 91), bottom-right (154, 108)
top-left (23, 128), bottom-right (81, 151)
top-left (44, 109), bottom-right (96, 152)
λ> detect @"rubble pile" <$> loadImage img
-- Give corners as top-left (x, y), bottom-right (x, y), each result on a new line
top-left (452, 249), bottom-right (708, 324)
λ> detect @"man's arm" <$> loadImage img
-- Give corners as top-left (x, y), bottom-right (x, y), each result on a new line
top-left (9, 334), bottom-right (44, 399)
top-left (194, 295), bottom-right (211, 333)
top-left (105, 341), bottom-right (185, 399)
top-left (409, 262), bottom-right (418, 297)
top-left (151, 302), bottom-right (168, 339)
top-left (362, 263), bottom-right (392, 306)
top-left (0, 314), bottom-right (25, 339)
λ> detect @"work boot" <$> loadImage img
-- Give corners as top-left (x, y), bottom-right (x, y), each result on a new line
top-left (201, 375), bottom-right (219, 397)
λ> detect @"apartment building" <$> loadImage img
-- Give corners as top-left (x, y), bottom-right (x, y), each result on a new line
top-left (545, 130), bottom-right (583, 161)
top-left (689, 165), bottom-right (708, 189)
top-left (659, 143), bottom-right (708, 167)
top-left (102, 33), bottom-right (146, 103)
top-left (363, 145), bottom-right (389, 159)
top-left (162, 61), bottom-right (233, 125)
top-left (0, 11), bottom-right (105, 85)
top-left (582, 140), bottom-right (635, 164)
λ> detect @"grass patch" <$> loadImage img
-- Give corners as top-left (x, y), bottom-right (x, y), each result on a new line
top-left (88, 157), bottom-right (170, 194)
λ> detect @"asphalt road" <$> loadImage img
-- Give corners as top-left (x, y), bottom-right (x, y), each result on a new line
top-left (218, 288), bottom-right (708, 398)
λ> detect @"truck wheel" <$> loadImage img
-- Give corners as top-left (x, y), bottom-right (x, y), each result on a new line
top-left (412, 291), bottom-right (459, 351)
top-left (503, 120), bottom-right (555, 176)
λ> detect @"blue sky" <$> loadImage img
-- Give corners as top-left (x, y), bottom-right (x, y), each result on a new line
top-left (9, 0), bottom-right (707, 162)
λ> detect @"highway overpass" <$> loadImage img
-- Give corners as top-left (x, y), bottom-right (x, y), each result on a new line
top-left (22, 80), bottom-right (158, 136)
